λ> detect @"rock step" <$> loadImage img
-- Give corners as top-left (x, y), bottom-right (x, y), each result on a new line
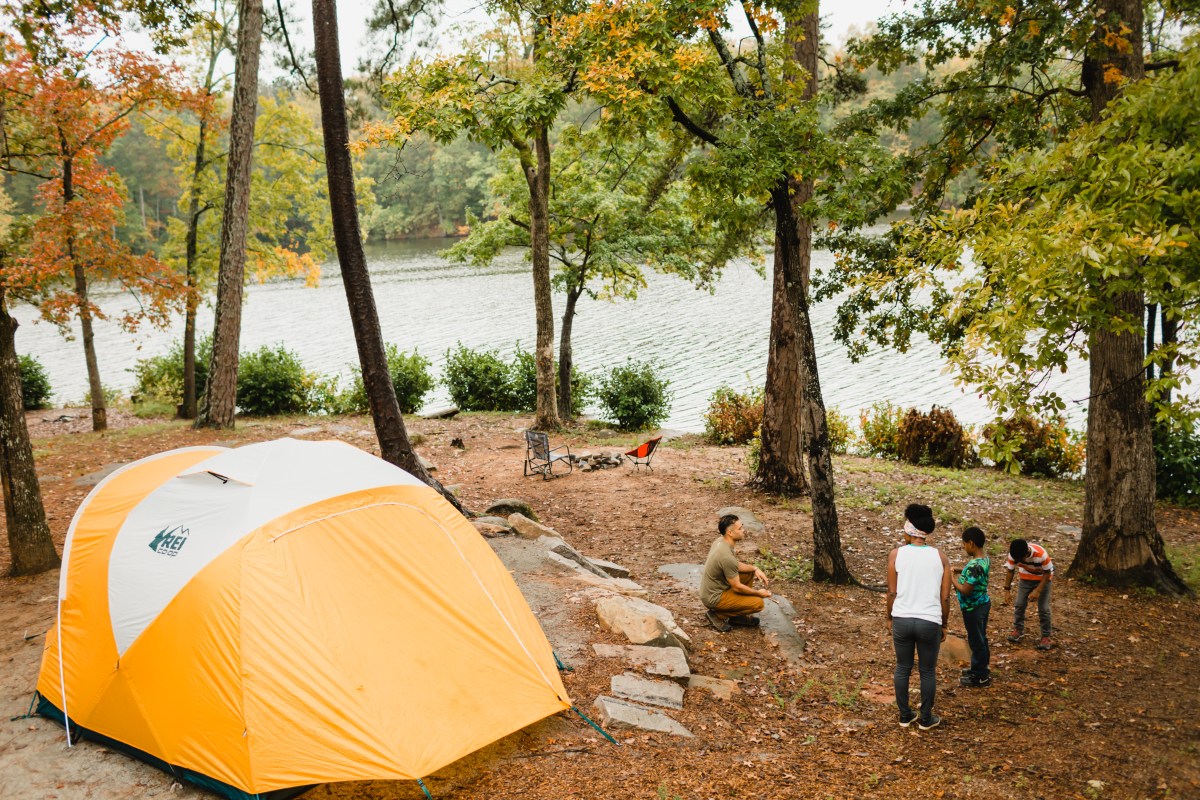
top-left (592, 696), bottom-right (692, 737)
top-left (611, 673), bottom-right (684, 710)
top-left (593, 643), bottom-right (690, 684)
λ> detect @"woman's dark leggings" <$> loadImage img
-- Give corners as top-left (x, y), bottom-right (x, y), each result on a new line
top-left (893, 617), bottom-right (942, 722)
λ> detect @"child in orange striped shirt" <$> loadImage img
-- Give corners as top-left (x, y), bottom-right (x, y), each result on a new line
top-left (1002, 539), bottom-right (1054, 650)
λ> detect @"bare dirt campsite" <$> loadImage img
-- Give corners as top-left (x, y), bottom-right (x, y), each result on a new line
top-left (3, 411), bottom-right (1198, 800)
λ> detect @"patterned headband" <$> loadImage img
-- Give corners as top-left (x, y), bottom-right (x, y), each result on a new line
top-left (903, 520), bottom-right (928, 538)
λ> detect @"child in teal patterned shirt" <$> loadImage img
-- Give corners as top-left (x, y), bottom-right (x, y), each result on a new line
top-left (953, 527), bottom-right (991, 687)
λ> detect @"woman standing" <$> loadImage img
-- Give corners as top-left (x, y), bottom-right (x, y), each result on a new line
top-left (887, 503), bottom-right (951, 730)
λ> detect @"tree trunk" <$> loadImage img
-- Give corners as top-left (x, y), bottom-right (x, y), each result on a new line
top-left (312, 0), bottom-right (466, 516)
top-left (1160, 308), bottom-right (1177, 405)
top-left (197, 0), bottom-right (262, 429)
top-left (1070, 0), bottom-right (1190, 595)
top-left (557, 284), bottom-right (581, 418)
top-left (0, 291), bottom-right (58, 576)
top-left (180, 116), bottom-right (207, 420)
top-left (772, 179), bottom-right (852, 583)
top-left (527, 126), bottom-right (558, 430)
top-left (63, 154), bottom-right (106, 431)
top-left (750, 231), bottom-right (809, 496)
top-left (751, 9), bottom-right (822, 496)
top-left (1144, 302), bottom-right (1157, 384)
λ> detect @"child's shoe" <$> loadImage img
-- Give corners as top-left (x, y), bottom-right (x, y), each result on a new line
top-left (1006, 629), bottom-right (1023, 643)
top-left (1036, 636), bottom-right (1054, 650)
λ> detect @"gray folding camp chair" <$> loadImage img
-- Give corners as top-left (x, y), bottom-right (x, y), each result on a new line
top-left (523, 430), bottom-right (573, 480)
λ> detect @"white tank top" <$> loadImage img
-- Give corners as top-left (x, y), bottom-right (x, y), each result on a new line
top-left (892, 545), bottom-right (944, 625)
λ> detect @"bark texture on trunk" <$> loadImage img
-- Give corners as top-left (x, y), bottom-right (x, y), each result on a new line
top-left (180, 114), bottom-right (208, 420)
top-left (198, 0), bottom-right (262, 429)
top-left (0, 293), bottom-right (58, 576)
top-left (751, 226), bottom-right (809, 496)
top-left (557, 285), bottom-right (581, 418)
top-left (312, 0), bottom-right (466, 516)
top-left (523, 126), bottom-right (559, 431)
top-left (1069, 0), bottom-right (1189, 595)
top-left (62, 155), bottom-right (106, 431)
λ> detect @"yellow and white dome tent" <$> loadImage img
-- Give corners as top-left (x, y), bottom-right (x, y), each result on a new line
top-left (35, 438), bottom-right (571, 800)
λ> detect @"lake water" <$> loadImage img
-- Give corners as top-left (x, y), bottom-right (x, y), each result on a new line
top-left (17, 238), bottom-right (1092, 432)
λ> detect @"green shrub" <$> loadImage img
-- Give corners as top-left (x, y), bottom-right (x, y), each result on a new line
top-left (18, 354), bottom-right (52, 409)
top-left (236, 344), bottom-right (312, 416)
top-left (826, 407), bottom-right (855, 455)
top-left (746, 429), bottom-right (762, 475)
top-left (338, 346), bottom-right (436, 415)
top-left (442, 344), bottom-right (513, 411)
top-left (596, 360), bottom-right (672, 431)
top-left (1153, 421), bottom-right (1200, 506)
top-left (131, 335), bottom-right (212, 406)
top-left (980, 413), bottom-right (1084, 478)
top-left (508, 345), bottom-right (591, 416)
top-left (703, 385), bottom-right (763, 445)
top-left (859, 401), bottom-right (904, 459)
top-left (896, 405), bottom-right (973, 469)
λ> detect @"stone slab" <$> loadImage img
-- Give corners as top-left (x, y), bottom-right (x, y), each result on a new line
top-left (587, 557), bottom-right (630, 579)
top-left (593, 643), bottom-right (690, 683)
top-left (538, 536), bottom-right (609, 578)
top-left (611, 672), bottom-right (685, 709)
top-left (487, 499), bottom-right (537, 521)
top-left (289, 426), bottom-right (324, 436)
top-left (73, 462), bottom-right (128, 488)
top-left (545, 553), bottom-right (648, 597)
top-left (592, 696), bottom-right (692, 737)
top-left (715, 506), bottom-right (764, 536)
top-left (419, 406), bottom-right (460, 419)
top-left (510, 513), bottom-right (557, 539)
top-left (688, 674), bottom-right (739, 701)
top-left (593, 592), bottom-right (691, 650)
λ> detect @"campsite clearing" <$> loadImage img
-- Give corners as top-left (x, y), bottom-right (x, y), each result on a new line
top-left (3, 411), bottom-right (1199, 800)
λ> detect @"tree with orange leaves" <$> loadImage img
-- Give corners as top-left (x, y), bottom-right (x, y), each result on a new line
top-left (0, 16), bottom-right (185, 431)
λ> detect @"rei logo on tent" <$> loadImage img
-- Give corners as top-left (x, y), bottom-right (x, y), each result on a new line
top-left (148, 525), bottom-right (190, 557)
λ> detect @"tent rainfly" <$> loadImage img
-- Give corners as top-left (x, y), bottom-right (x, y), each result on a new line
top-left (35, 438), bottom-right (571, 799)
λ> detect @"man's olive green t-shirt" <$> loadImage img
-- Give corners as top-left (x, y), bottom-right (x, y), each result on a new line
top-left (700, 537), bottom-right (739, 608)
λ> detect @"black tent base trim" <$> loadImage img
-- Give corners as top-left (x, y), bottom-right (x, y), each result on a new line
top-left (35, 694), bottom-right (315, 800)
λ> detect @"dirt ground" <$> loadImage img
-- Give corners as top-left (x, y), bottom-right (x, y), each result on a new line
top-left (2, 409), bottom-right (1198, 800)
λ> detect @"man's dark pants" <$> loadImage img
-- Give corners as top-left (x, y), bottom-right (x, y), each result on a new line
top-left (892, 617), bottom-right (941, 722)
top-left (961, 600), bottom-right (991, 678)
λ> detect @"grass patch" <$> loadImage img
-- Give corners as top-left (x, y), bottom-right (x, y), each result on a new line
top-left (756, 547), bottom-right (812, 582)
top-left (1167, 544), bottom-right (1200, 591)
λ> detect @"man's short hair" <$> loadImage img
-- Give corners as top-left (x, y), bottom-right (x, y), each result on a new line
top-left (962, 526), bottom-right (986, 548)
top-left (904, 503), bottom-right (935, 534)
top-left (1009, 538), bottom-right (1031, 560)
top-left (718, 514), bottom-right (740, 535)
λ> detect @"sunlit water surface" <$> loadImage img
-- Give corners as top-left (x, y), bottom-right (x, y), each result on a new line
top-left (18, 238), bottom-right (1093, 432)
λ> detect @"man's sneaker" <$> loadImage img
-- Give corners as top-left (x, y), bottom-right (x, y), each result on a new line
top-left (1036, 637), bottom-right (1055, 651)
top-left (918, 714), bottom-right (942, 731)
top-left (961, 674), bottom-right (993, 688)
top-left (706, 610), bottom-right (731, 633)
top-left (898, 711), bottom-right (917, 728)
top-left (728, 615), bottom-right (761, 627)
top-left (1007, 629), bottom-right (1023, 643)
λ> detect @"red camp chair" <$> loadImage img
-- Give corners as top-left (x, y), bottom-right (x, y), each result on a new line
top-left (625, 435), bottom-right (662, 471)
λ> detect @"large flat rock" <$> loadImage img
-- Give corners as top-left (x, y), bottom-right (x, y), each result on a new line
top-left (593, 696), bottom-right (692, 737)
top-left (73, 462), bottom-right (128, 487)
top-left (545, 552), bottom-right (647, 597)
top-left (611, 672), bottom-right (685, 709)
top-left (593, 643), bottom-right (690, 683)
top-left (593, 592), bottom-right (691, 650)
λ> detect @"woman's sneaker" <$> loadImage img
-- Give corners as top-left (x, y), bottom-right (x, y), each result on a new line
top-left (918, 714), bottom-right (942, 731)
top-left (898, 711), bottom-right (917, 728)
